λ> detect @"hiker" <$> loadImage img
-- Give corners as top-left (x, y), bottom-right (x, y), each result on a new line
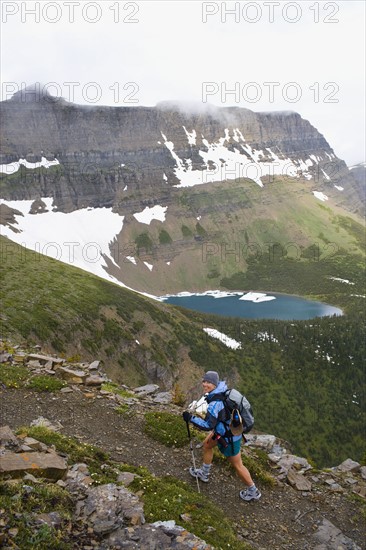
top-left (182, 370), bottom-right (261, 501)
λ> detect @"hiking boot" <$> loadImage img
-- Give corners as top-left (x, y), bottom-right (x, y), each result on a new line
top-left (189, 467), bottom-right (209, 482)
top-left (239, 487), bottom-right (261, 501)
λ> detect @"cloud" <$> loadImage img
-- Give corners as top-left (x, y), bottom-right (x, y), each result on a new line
top-left (1, 0), bottom-right (365, 165)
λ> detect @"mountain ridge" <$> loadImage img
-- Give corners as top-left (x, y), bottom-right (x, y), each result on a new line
top-left (1, 91), bottom-right (364, 294)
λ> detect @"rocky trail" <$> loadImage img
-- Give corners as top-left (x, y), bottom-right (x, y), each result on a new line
top-left (1, 382), bottom-right (365, 550)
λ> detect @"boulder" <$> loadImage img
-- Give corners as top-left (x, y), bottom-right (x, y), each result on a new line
top-left (313, 518), bottom-right (361, 549)
top-left (85, 375), bottom-right (105, 386)
top-left (0, 426), bottom-right (19, 448)
top-left (133, 384), bottom-right (159, 396)
top-left (0, 450), bottom-right (67, 480)
top-left (107, 520), bottom-right (212, 549)
top-left (336, 459), bottom-right (361, 473)
top-left (27, 354), bottom-right (64, 368)
top-left (152, 392), bottom-right (173, 404)
top-left (76, 483), bottom-right (145, 534)
top-left (57, 367), bottom-right (87, 384)
top-left (117, 472), bottom-right (137, 486)
top-left (21, 437), bottom-right (48, 452)
top-left (65, 463), bottom-right (93, 491)
top-left (287, 468), bottom-right (312, 491)
top-left (245, 433), bottom-right (276, 451)
top-left (277, 454), bottom-right (312, 474)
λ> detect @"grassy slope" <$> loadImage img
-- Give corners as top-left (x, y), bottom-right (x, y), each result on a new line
top-left (1, 232), bottom-right (365, 468)
top-left (114, 177), bottom-right (365, 294)
top-left (0, 235), bottom-right (206, 389)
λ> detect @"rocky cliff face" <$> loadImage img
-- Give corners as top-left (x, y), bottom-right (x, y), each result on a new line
top-left (0, 88), bottom-right (363, 293)
top-left (0, 89), bottom-right (359, 209)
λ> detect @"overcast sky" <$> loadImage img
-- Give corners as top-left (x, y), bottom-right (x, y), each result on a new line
top-left (1, 0), bottom-right (365, 166)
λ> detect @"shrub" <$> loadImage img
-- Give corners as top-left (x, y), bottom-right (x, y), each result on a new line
top-left (181, 225), bottom-right (193, 237)
top-left (27, 375), bottom-right (66, 392)
top-left (195, 222), bottom-right (207, 236)
top-left (159, 229), bottom-right (173, 244)
top-left (135, 232), bottom-right (153, 254)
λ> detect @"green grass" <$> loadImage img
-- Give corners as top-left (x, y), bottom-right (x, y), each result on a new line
top-left (27, 375), bottom-right (66, 392)
top-left (127, 470), bottom-right (251, 549)
top-left (144, 411), bottom-right (189, 447)
top-left (115, 404), bottom-right (130, 414)
top-left (101, 382), bottom-right (136, 398)
top-left (0, 363), bottom-right (29, 388)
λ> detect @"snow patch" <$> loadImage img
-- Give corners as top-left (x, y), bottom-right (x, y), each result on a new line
top-left (321, 168), bottom-right (330, 181)
top-left (203, 328), bottom-right (242, 350)
top-left (239, 292), bottom-right (276, 303)
top-left (143, 261), bottom-right (153, 271)
top-left (0, 157), bottom-right (60, 175)
top-left (329, 277), bottom-right (355, 285)
top-left (161, 130), bottom-right (320, 189)
top-left (0, 198), bottom-right (124, 282)
top-left (313, 191), bottom-right (328, 202)
top-left (159, 290), bottom-right (243, 301)
top-left (133, 205), bottom-right (167, 224)
top-left (183, 126), bottom-right (197, 146)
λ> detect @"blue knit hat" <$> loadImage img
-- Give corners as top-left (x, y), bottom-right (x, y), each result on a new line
top-left (202, 371), bottom-right (219, 387)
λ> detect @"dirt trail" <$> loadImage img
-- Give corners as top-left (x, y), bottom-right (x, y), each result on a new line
top-left (1, 388), bottom-right (364, 550)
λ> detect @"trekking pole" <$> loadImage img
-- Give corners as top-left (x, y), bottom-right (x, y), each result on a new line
top-left (186, 421), bottom-right (200, 493)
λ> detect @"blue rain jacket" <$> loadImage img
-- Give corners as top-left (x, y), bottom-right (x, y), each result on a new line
top-left (190, 381), bottom-right (241, 442)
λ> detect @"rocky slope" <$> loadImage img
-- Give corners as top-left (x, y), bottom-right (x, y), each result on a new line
top-left (1, 341), bottom-right (365, 549)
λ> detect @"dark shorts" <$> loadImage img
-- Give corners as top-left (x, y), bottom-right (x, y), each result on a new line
top-left (217, 438), bottom-right (241, 457)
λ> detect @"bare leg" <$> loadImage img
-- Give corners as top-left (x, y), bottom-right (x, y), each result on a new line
top-left (202, 432), bottom-right (218, 464)
top-left (227, 452), bottom-right (254, 486)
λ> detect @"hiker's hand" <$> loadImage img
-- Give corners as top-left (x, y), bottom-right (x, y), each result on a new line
top-left (182, 411), bottom-right (192, 423)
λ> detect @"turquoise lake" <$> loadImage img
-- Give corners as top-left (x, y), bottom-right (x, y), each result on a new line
top-left (160, 292), bottom-right (343, 320)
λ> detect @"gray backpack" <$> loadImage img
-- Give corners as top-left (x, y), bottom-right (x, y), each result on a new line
top-left (210, 388), bottom-right (255, 434)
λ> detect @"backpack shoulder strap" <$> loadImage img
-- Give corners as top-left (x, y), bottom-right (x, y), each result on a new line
top-left (205, 391), bottom-right (226, 404)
